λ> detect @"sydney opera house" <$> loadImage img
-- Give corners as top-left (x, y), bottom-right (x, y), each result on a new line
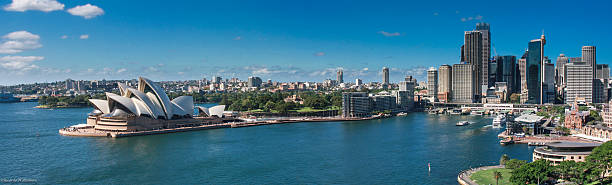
top-left (83, 77), bottom-right (228, 132)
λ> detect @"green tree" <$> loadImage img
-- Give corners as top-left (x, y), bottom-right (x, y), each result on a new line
top-left (499, 154), bottom-right (510, 166)
top-left (510, 160), bottom-right (552, 185)
top-left (584, 140), bottom-right (612, 182)
top-left (263, 101), bottom-right (276, 112)
top-left (505, 159), bottom-right (527, 170)
top-left (493, 170), bottom-right (503, 185)
top-left (554, 160), bottom-right (581, 182)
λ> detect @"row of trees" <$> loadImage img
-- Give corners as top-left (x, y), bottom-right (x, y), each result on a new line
top-left (38, 94), bottom-right (105, 107)
top-left (499, 141), bottom-right (611, 184)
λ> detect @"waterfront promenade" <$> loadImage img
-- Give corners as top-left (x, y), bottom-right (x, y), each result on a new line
top-left (59, 115), bottom-right (386, 138)
top-left (457, 165), bottom-right (504, 185)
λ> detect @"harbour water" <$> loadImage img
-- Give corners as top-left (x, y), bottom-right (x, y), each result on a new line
top-left (0, 102), bottom-right (535, 184)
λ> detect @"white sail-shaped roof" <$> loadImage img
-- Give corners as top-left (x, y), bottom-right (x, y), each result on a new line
top-left (197, 106), bottom-right (210, 117)
top-left (117, 83), bottom-right (130, 97)
top-left (106, 92), bottom-right (139, 115)
top-left (138, 77), bottom-right (173, 118)
top-left (89, 99), bottom-right (110, 114)
top-left (127, 88), bottom-right (165, 119)
top-left (209, 105), bottom-right (225, 117)
top-left (88, 77), bottom-right (195, 120)
top-left (171, 96), bottom-right (194, 116)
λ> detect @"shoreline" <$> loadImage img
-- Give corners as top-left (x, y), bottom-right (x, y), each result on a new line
top-left (59, 115), bottom-right (388, 138)
top-left (457, 165), bottom-right (504, 185)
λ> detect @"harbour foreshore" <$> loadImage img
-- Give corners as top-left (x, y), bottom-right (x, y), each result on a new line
top-left (59, 115), bottom-right (386, 138)
top-left (457, 165), bottom-right (504, 185)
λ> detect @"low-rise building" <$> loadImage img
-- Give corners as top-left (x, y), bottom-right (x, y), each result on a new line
top-left (533, 142), bottom-right (601, 165)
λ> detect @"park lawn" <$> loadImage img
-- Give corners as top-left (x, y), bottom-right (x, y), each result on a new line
top-left (470, 168), bottom-right (512, 185)
top-left (296, 106), bottom-right (341, 113)
top-left (296, 107), bottom-right (325, 112)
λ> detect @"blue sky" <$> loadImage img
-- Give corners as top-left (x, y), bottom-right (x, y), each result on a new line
top-left (1, 0), bottom-right (611, 85)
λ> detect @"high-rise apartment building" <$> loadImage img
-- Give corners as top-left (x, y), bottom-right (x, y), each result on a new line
top-left (427, 67), bottom-right (438, 100)
top-left (337, 69), bottom-right (343, 84)
top-left (464, 31), bottom-right (483, 97)
top-left (247, 76), bottom-right (262, 88)
top-left (438, 65), bottom-right (452, 102)
top-left (355, 78), bottom-right (362, 86)
top-left (476, 22), bottom-right (491, 88)
top-left (565, 62), bottom-right (593, 104)
top-left (452, 63), bottom-right (475, 103)
top-left (382, 67), bottom-right (389, 84)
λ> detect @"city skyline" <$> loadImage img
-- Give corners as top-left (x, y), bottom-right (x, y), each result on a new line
top-left (2, 0), bottom-right (612, 85)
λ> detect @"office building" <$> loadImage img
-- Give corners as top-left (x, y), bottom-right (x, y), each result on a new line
top-left (355, 78), bottom-right (362, 86)
top-left (544, 61), bottom-right (555, 103)
top-left (337, 69), bottom-right (343, 84)
top-left (524, 35), bottom-right (546, 104)
top-left (452, 63), bottom-right (475, 103)
top-left (582, 46), bottom-right (596, 76)
top-left (427, 67), bottom-right (438, 100)
top-left (476, 22), bottom-right (491, 88)
top-left (438, 65), bottom-right (452, 103)
top-left (495, 55), bottom-right (517, 93)
top-left (464, 31), bottom-right (483, 96)
top-left (556, 54), bottom-right (569, 88)
top-left (519, 56), bottom-right (527, 103)
top-left (565, 62), bottom-right (593, 104)
top-left (596, 64), bottom-right (609, 80)
top-left (382, 67), bottom-right (389, 84)
top-left (212, 76), bottom-right (222, 84)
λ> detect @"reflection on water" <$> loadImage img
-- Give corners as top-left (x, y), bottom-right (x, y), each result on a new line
top-left (0, 102), bottom-right (534, 184)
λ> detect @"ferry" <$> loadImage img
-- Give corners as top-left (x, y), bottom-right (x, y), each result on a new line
top-left (492, 115), bottom-right (506, 128)
top-left (396, 112), bottom-right (408, 116)
top-left (456, 121), bottom-right (470, 126)
top-left (450, 109), bottom-right (462, 115)
top-left (500, 137), bottom-right (514, 145)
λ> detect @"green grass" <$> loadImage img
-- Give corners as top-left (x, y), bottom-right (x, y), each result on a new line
top-left (470, 168), bottom-right (512, 185)
top-left (295, 106), bottom-right (340, 113)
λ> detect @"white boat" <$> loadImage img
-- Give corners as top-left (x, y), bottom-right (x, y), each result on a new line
top-left (456, 121), bottom-right (470, 126)
top-left (396, 112), bottom-right (408, 116)
top-left (492, 115), bottom-right (506, 128)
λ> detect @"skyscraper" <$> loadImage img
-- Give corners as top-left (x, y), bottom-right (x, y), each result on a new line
top-left (519, 53), bottom-right (528, 103)
top-left (495, 55), bottom-right (516, 93)
top-left (247, 76), bottom-right (262, 88)
top-left (464, 31), bottom-right (483, 97)
top-left (427, 67), bottom-right (438, 100)
top-left (476, 22), bottom-right (491, 88)
top-left (556, 54), bottom-right (569, 93)
top-left (544, 60), bottom-right (555, 103)
top-left (582, 46), bottom-right (596, 76)
top-left (355, 78), bottom-right (362, 86)
top-left (524, 34), bottom-right (546, 104)
top-left (382, 67), bottom-right (389, 84)
top-left (438, 65), bottom-right (452, 102)
top-left (337, 69), bottom-right (344, 84)
top-left (452, 63), bottom-right (475, 103)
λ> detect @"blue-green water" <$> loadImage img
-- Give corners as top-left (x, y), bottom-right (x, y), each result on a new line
top-left (0, 102), bottom-right (535, 184)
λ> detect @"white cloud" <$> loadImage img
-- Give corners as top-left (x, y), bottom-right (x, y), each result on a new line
top-left (4, 0), bottom-right (64, 12)
top-left (79, 34), bottom-right (89, 39)
top-left (233, 36), bottom-right (242, 40)
top-left (0, 31), bottom-right (42, 54)
top-left (67, 4), bottom-right (104, 19)
top-left (462, 15), bottom-right (483, 22)
top-left (314, 52), bottom-right (325, 56)
top-left (60, 35), bottom-right (67, 39)
top-left (0, 55), bottom-right (43, 71)
top-left (378, 31), bottom-right (401, 37)
top-left (116, 68), bottom-right (127, 73)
